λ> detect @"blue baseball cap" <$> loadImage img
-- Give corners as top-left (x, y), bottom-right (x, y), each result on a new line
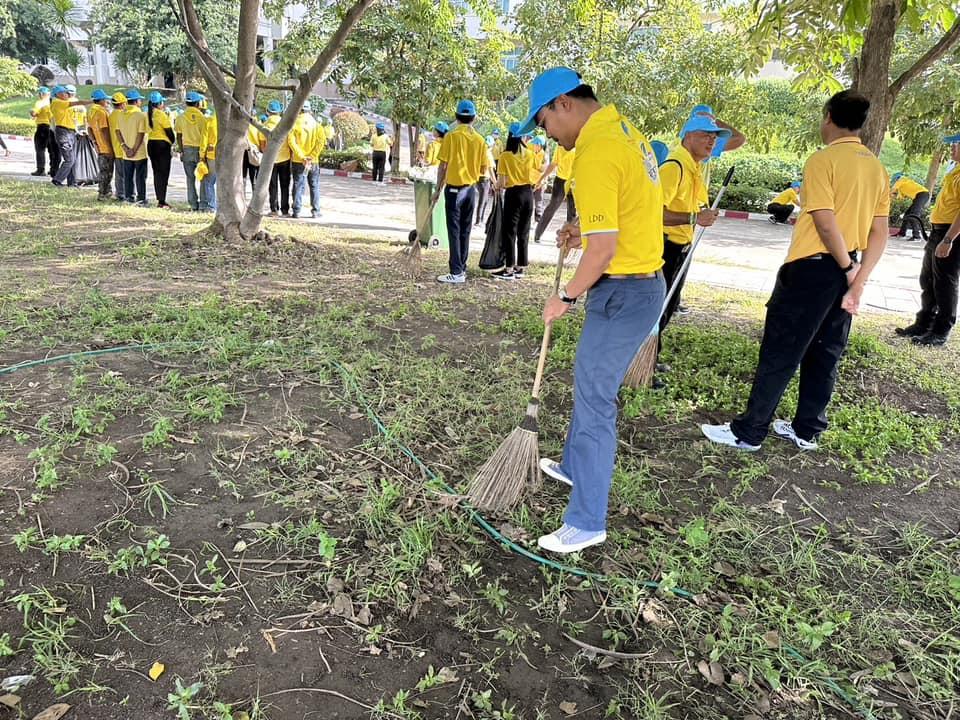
top-left (492, 129), bottom-right (501, 136)
top-left (185, 90), bottom-right (204, 103)
top-left (944, 133), bottom-right (960, 144)
top-left (259, 113), bottom-right (268, 122)
top-left (508, 121), bottom-right (522, 138)
top-left (267, 100), bottom-right (283, 113)
top-left (518, 66), bottom-right (583, 135)
top-left (51, 85), bottom-right (67, 96)
top-left (456, 99), bottom-right (476, 116)
top-left (890, 172), bottom-right (903, 183)
top-left (65, 84), bottom-right (76, 94)
top-left (375, 122), bottom-right (385, 131)
top-left (680, 114), bottom-right (732, 140)
top-left (148, 91), bottom-right (164, 104)
top-left (485, 135), bottom-right (494, 146)
top-left (650, 140), bottom-right (669, 166)
top-left (532, 136), bottom-right (545, 146)
top-left (124, 88), bottom-right (143, 101)
top-left (38, 86), bottom-right (50, 95)
top-left (791, 181), bottom-right (801, 189)
top-left (434, 121), bottom-right (449, 133)
top-left (90, 89), bottom-right (108, 101)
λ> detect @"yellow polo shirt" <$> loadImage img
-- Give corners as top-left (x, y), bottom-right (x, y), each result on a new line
top-left (288, 113), bottom-right (316, 163)
top-left (371, 133), bottom-right (391, 152)
top-left (931, 166), bottom-right (960, 225)
top-left (892, 176), bottom-right (927, 200)
top-left (147, 108), bottom-right (173, 143)
top-left (528, 145), bottom-right (546, 184)
top-left (660, 144), bottom-right (707, 246)
top-left (87, 104), bottom-right (112, 154)
top-left (108, 106), bottom-right (124, 156)
top-left (115, 105), bottom-right (148, 161)
top-left (555, 146), bottom-right (575, 180)
top-left (175, 107), bottom-right (207, 149)
top-left (202, 116), bottom-right (218, 160)
top-left (307, 123), bottom-right (326, 162)
top-left (438, 124), bottom-right (488, 186)
top-left (772, 188), bottom-right (799, 206)
top-left (50, 98), bottom-right (77, 131)
top-left (71, 105), bottom-right (87, 130)
top-left (570, 103), bottom-right (664, 275)
top-left (786, 137), bottom-right (890, 263)
top-left (33, 98), bottom-right (51, 126)
top-left (498, 147), bottom-right (535, 188)
top-left (426, 139), bottom-right (442, 166)
top-left (417, 134), bottom-right (427, 153)
top-left (260, 115), bottom-right (290, 162)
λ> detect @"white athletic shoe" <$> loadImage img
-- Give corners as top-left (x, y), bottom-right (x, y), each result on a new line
top-left (772, 420), bottom-right (818, 450)
top-left (700, 423), bottom-right (761, 452)
top-left (436, 273), bottom-right (466, 284)
top-left (537, 524), bottom-right (606, 554)
top-left (539, 458), bottom-right (572, 487)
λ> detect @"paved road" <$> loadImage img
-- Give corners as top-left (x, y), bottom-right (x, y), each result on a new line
top-left (0, 135), bottom-right (923, 315)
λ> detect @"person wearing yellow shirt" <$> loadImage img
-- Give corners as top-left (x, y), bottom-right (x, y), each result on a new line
top-left (491, 129), bottom-right (503, 162)
top-left (890, 172), bottom-right (930, 240)
top-left (243, 119), bottom-right (262, 195)
top-left (72, 104), bottom-right (88, 135)
top-left (175, 91), bottom-right (207, 211)
top-left (491, 123), bottom-right (534, 279)
top-left (30, 86), bottom-right (55, 176)
top-left (290, 101), bottom-right (319, 218)
top-left (425, 122), bottom-right (446, 166)
top-left (200, 106), bottom-right (218, 212)
top-left (416, 129), bottom-right (427, 166)
top-left (528, 136), bottom-right (548, 220)
top-left (260, 100), bottom-right (292, 216)
top-left (516, 68), bottom-right (664, 553)
top-left (145, 91), bottom-right (175, 208)
top-left (767, 181), bottom-right (801, 224)
top-left (533, 143), bottom-right (576, 243)
top-left (49, 85), bottom-right (93, 187)
top-left (896, 135), bottom-right (960, 346)
top-left (86, 89), bottom-right (114, 201)
top-left (703, 90), bottom-right (890, 451)
top-left (434, 100), bottom-right (489, 283)
top-left (474, 135), bottom-right (497, 226)
top-left (370, 123), bottom-right (392, 183)
top-left (115, 89), bottom-right (149, 204)
top-left (107, 93), bottom-right (127, 200)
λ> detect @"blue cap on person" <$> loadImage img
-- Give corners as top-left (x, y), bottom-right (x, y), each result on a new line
top-left (91, 89), bottom-right (108, 101)
top-left (890, 172), bottom-right (902, 183)
top-left (376, 122), bottom-right (385, 131)
top-left (185, 90), bottom-right (204, 103)
top-left (791, 181), bottom-right (801, 189)
top-left (434, 121), bottom-right (449, 133)
top-left (148, 91), bottom-right (164, 105)
top-left (650, 140), bottom-right (669, 166)
top-left (508, 121), bottom-right (522, 138)
top-left (38, 86), bottom-right (50, 95)
top-left (518, 66), bottom-right (583, 135)
top-left (125, 88), bottom-right (143, 101)
top-left (51, 85), bottom-right (67, 96)
top-left (259, 113), bottom-right (268, 122)
top-left (456, 99), bottom-right (476, 117)
top-left (690, 104), bottom-right (714, 118)
top-left (267, 100), bottom-right (283, 113)
top-left (485, 135), bottom-right (494, 146)
top-left (65, 84), bottom-right (76, 94)
top-left (680, 114), bottom-right (732, 140)
top-left (944, 133), bottom-right (960, 144)
top-left (492, 128), bottom-right (501, 137)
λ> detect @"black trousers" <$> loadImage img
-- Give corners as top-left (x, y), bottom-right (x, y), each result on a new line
top-left (657, 237), bottom-right (690, 353)
top-left (730, 255), bottom-right (854, 445)
top-left (147, 140), bottom-right (172, 206)
top-left (96, 154), bottom-right (113, 199)
top-left (371, 150), bottom-right (387, 182)
top-left (916, 224), bottom-right (960, 336)
top-left (34, 124), bottom-right (54, 172)
top-left (475, 178), bottom-right (490, 224)
top-left (48, 126), bottom-right (61, 175)
top-left (270, 160), bottom-right (291, 214)
top-left (898, 192), bottom-right (930, 239)
top-left (502, 185), bottom-right (533, 269)
top-left (767, 202), bottom-right (795, 224)
top-left (534, 176), bottom-right (576, 241)
top-left (243, 152), bottom-right (258, 194)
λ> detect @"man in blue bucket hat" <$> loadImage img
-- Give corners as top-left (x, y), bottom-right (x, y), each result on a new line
top-left (687, 104), bottom-right (745, 157)
top-left (49, 85), bottom-right (93, 187)
top-left (520, 67), bottom-right (666, 554)
top-left (433, 99), bottom-right (490, 283)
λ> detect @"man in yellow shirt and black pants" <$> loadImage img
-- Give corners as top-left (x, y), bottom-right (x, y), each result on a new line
top-left (896, 134), bottom-right (960, 346)
top-left (433, 100), bottom-right (489, 284)
top-left (702, 90), bottom-right (890, 451)
top-left (30, 86), bottom-right (55, 177)
top-left (767, 182), bottom-right (801, 224)
top-left (115, 89), bottom-right (149, 205)
top-left (50, 85), bottom-right (92, 187)
top-left (890, 173), bottom-right (929, 240)
top-left (260, 100), bottom-right (292, 216)
top-left (519, 67), bottom-right (665, 553)
top-left (175, 91), bottom-right (207, 211)
top-left (86, 89), bottom-right (114, 201)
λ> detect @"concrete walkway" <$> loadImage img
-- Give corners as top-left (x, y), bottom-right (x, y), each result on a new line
top-left (0, 136), bottom-right (923, 315)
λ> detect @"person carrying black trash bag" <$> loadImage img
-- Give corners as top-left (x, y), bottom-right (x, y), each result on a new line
top-left (491, 122), bottom-right (536, 280)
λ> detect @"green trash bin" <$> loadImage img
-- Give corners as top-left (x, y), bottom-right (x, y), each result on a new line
top-left (412, 179), bottom-right (448, 250)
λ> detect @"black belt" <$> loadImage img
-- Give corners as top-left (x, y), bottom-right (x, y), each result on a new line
top-left (600, 271), bottom-right (661, 280)
top-left (810, 251), bottom-right (859, 262)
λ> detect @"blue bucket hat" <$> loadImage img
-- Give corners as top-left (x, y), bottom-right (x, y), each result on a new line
top-left (508, 121), bottom-right (522, 138)
top-left (267, 100), bottom-right (283, 114)
top-left (375, 122), bottom-right (385, 131)
top-left (890, 172), bottom-right (903, 183)
top-left (456, 99), bottom-right (476, 117)
top-left (680, 114), bottom-right (732, 140)
top-left (148, 91), bottom-right (164, 105)
top-left (518, 66), bottom-right (582, 136)
top-left (90, 89), bottom-right (108, 101)
top-left (650, 140), bottom-right (669, 166)
top-left (434, 121), bottom-right (449, 133)
top-left (185, 90), bottom-right (204, 103)
top-left (38, 86), bottom-right (50, 95)
top-left (944, 133), bottom-right (960, 144)
top-left (124, 88), bottom-right (143, 101)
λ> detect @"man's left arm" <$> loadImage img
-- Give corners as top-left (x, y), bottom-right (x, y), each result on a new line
top-left (716, 119), bottom-right (746, 152)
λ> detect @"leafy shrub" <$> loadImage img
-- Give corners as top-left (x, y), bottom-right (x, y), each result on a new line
top-left (719, 184), bottom-right (777, 213)
top-left (708, 151), bottom-right (803, 211)
top-left (0, 113), bottom-right (36, 136)
top-left (318, 150), bottom-right (368, 171)
top-left (333, 111), bottom-right (369, 146)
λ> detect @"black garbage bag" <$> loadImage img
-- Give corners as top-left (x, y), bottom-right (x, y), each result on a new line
top-left (478, 191), bottom-right (505, 271)
top-left (74, 133), bottom-right (100, 185)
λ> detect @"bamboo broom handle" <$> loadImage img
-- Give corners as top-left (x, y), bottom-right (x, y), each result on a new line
top-left (531, 244), bottom-right (570, 400)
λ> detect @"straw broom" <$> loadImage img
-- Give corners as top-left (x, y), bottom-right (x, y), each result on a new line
top-left (396, 187), bottom-right (443, 279)
top-left (467, 247), bottom-right (569, 512)
top-left (623, 165), bottom-right (736, 388)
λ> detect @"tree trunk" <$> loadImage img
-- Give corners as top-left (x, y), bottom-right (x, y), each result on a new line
top-left (210, 110), bottom-right (250, 243)
top-left (853, 0), bottom-right (900, 153)
top-left (408, 125), bottom-right (417, 167)
top-left (926, 150), bottom-right (944, 193)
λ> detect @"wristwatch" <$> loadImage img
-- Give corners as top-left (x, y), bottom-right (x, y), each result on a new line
top-left (841, 261), bottom-right (856, 273)
top-left (559, 287), bottom-right (577, 305)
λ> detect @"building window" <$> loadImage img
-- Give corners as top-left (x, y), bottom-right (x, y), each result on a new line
top-left (502, 49), bottom-right (519, 71)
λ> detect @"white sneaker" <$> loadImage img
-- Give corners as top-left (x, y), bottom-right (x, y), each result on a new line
top-left (772, 420), bottom-right (818, 450)
top-left (537, 524), bottom-right (606, 554)
top-left (437, 273), bottom-right (466, 284)
top-left (700, 423), bottom-right (761, 452)
top-left (539, 458), bottom-right (572, 487)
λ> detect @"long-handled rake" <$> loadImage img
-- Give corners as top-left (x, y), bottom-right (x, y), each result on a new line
top-left (623, 165), bottom-right (736, 388)
top-left (466, 247), bottom-right (569, 512)
top-left (396, 188), bottom-right (443, 279)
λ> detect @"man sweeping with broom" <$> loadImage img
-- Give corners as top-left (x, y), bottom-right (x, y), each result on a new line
top-left (508, 67), bottom-right (665, 553)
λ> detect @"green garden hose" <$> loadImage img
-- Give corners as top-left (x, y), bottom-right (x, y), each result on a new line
top-left (0, 343), bottom-right (878, 720)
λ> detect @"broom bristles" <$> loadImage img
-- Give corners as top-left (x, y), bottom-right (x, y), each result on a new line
top-left (623, 333), bottom-right (657, 388)
top-left (394, 238), bottom-right (423, 279)
top-left (466, 401), bottom-right (542, 512)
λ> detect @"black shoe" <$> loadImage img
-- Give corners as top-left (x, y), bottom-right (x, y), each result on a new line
top-left (651, 376), bottom-right (668, 390)
top-left (895, 323), bottom-right (927, 337)
top-left (912, 332), bottom-right (949, 346)
top-left (491, 269), bottom-right (515, 280)
top-left (31, 169), bottom-right (46, 176)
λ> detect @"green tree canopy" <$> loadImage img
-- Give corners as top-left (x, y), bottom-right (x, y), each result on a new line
top-left (0, 56), bottom-right (38, 99)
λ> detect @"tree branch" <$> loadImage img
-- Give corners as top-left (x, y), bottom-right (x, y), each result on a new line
top-left (890, 19), bottom-right (960, 96)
